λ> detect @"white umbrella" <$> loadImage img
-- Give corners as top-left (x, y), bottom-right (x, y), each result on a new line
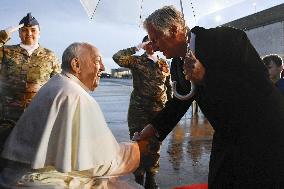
top-left (79, 0), bottom-right (284, 100)
top-left (80, 0), bottom-right (201, 100)
top-left (78, 0), bottom-right (256, 27)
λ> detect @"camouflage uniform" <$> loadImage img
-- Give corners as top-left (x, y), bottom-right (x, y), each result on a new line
top-left (0, 30), bottom-right (61, 122)
top-left (113, 47), bottom-right (172, 176)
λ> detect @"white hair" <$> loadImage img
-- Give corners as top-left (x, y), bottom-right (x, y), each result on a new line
top-left (61, 42), bottom-right (92, 71)
top-left (143, 6), bottom-right (184, 36)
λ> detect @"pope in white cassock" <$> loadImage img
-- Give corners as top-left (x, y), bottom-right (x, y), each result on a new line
top-left (0, 42), bottom-right (143, 189)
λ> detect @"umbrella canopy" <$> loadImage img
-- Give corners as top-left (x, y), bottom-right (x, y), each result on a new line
top-left (1, 0), bottom-right (282, 70)
top-left (79, 0), bottom-right (248, 27)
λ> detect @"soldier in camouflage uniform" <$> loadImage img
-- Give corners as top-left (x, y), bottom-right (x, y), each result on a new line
top-left (0, 13), bottom-right (60, 133)
top-left (112, 36), bottom-right (172, 189)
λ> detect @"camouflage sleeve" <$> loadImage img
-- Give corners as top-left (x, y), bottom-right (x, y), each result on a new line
top-left (0, 46), bottom-right (3, 68)
top-left (112, 47), bottom-right (139, 68)
top-left (50, 53), bottom-right (61, 77)
top-left (0, 30), bottom-right (10, 69)
top-left (0, 44), bottom-right (5, 70)
top-left (165, 75), bottom-right (173, 100)
top-left (0, 30), bottom-right (10, 47)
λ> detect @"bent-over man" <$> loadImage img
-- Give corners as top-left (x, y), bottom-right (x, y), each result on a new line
top-left (136, 6), bottom-right (284, 189)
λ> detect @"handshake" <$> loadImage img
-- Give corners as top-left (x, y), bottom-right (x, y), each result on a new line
top-left (132, 124), bottom-right (159, 154)
top-left (132, 123), bottom-right (157, 141)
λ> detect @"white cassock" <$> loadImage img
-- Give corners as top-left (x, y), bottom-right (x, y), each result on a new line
top-left (0, 73), bottom-right (142, 189)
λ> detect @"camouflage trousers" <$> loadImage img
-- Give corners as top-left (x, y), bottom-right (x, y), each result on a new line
top-left (0, 119), bottom-right (16, 172)
top-left (128, 104), bottom-right (162, 176)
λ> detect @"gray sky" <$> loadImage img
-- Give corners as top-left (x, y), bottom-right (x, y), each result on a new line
top-left (1, 0), bottom-right (283, 72)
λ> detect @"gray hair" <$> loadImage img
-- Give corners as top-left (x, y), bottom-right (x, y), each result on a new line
top-left (61, 42), bottom-right (89, 71)
top-left (143, 6), bottom-right (184, 36)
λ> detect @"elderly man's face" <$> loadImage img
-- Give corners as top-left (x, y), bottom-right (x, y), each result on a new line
top-left (19, 25), bottom-right (40, 45)
top-left (79, 46), bottom-right (105, 91)
top-left (147, 24), bottom-right (181, 59)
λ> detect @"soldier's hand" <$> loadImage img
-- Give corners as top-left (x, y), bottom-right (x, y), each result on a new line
top-left (4, 24), bottom-right (24, 38)
top-left (136, 41), bottom-right (150, 51)
top-left (183, 51), bottom-right (206, 84)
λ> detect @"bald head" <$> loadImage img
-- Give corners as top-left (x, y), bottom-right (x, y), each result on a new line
top-left (62, 43), bottom-right (93, 71)
top-left (61, 42), bottom-right (105, 91)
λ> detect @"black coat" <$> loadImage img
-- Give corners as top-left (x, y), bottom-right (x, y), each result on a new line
top-left (151, 26), bottom-right (284, 188)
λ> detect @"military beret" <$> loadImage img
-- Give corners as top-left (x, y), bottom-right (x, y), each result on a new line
top-left (19, 13), bottom-right (39, 27)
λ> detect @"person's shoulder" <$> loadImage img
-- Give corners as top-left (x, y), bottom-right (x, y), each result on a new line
top-left (276, 78), bottom-right (284, 87)
top-left (41, 48), bottom-right (56, 55)
top-left (38, 46), bottom-right (57, 56)
top-left (3, 44), bottom-right (20, 50)
top-left (128, 54), bottom-right (145, 65)
top-left (2, 45), bottom-right (22, 54)
top-left (193, 26), bottom-right (245, 36)
top-left (41, 75), bottom-right (82, 98)
top-left (34, 77), bottom-right (82, 109)
top-left (275, 78), bottom-right (284, 95)
top-left (218, 26), bottom-right (246, 37)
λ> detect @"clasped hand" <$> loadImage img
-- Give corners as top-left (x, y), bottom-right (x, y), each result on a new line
top-left (132, 124), bottom-right (157, 154)
top-left (183, 51), bottom-right (206, 83)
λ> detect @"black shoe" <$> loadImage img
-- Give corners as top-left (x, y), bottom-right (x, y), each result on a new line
top-left (135, 174), bottom-right (144, 186)
top-left (144, 173), bottom-right (159, 189)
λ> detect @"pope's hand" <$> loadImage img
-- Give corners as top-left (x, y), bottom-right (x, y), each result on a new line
top-left (136, 41), bottom-right (150, 51)
top-left (183, 51), bottom-right (206, 83)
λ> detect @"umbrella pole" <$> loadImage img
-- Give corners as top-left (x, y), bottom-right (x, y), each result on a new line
top-left (173, 0), bottom-right (196, 101)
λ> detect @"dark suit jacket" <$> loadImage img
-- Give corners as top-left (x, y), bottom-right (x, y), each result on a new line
top-left (151, 26), bottom-right (284, 188)
top-left (276, 78), bottom-right (284, 95)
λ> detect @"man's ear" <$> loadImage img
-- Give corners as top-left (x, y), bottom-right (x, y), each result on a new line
top-left (169, 25), bottom-right (178, 38)
top-left (70, 58), bottom-right (81, 73)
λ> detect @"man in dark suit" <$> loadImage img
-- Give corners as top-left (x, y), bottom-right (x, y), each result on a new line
top-left (134, 5), bottom-right (284, 189)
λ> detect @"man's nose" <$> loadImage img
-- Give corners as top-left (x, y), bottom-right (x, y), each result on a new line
top-left (26, 30), bottom-right (32, 35)
top-left (99, 62), bottom-right (105, 72)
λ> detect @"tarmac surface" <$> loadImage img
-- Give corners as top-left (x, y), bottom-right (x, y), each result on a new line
top-left (91, 78), bottom-right (214, 189)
